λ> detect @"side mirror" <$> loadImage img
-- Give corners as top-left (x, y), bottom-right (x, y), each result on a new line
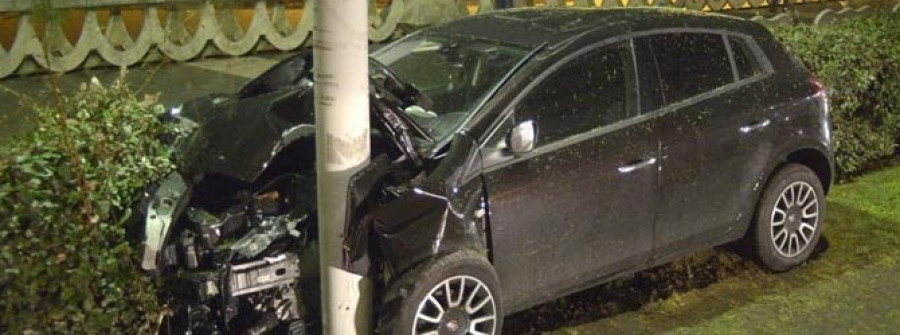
top-left (506, 120), bottom-right (536, 155)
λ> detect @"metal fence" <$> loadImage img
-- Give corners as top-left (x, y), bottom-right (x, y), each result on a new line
top-left (0, 0), bottom-right (896, 78)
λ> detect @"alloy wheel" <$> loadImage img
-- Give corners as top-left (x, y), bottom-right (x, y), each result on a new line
top-left (412, 275), bottom-right (497, 335)
top-left (770, 181), bottom-right (819, 258)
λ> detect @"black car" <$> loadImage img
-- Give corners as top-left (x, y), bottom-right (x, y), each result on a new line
top-left (136, 7), bottom-right (833, 335)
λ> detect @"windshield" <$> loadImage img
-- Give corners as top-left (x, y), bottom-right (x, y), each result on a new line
top-left (372, 34), bottom-right (528, 141)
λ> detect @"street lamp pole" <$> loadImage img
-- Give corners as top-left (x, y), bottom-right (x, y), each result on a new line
top-left (313, 0), bottom-right (372, 334)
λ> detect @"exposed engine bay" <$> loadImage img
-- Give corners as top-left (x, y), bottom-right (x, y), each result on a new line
top-left (144, 172), bottom-right (319, 334)
top-left (132, 50), bottom-right (437, 334)
top-left (142, 160), bottom-right (420, 334)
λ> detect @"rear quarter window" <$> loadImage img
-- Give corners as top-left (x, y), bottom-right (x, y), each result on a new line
top-left (727, 36), bottom-right (765, 80)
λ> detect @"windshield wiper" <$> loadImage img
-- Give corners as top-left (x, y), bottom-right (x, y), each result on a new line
top-left (368, 57), bottom-right (433, 110)
top-left (371, 81), bottom-right (435, 166)
top-left (370, 77), bottom-right (435, 142)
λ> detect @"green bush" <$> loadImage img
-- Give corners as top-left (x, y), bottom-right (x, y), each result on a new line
top-left (0, 76), bottom-right (174, 332)
top-left (770, 13), bottom-right (900, 177)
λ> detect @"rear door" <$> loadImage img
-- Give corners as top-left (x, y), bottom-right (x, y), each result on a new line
top-left (637, 32), bottom-right (775, 257)
top-left (480, 40), bottom-right (659, 311)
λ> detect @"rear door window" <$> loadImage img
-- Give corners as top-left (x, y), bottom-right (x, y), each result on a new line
top-left (517, 41), bottom-right (636, 144)
top-left (645, 33), bottom-right (734, 105)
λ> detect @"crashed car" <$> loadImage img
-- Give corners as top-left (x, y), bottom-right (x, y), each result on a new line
top-left (134, 7), bottom-right (834, 335)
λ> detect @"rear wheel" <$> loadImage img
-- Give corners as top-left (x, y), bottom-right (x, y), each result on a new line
top-left (751, 163), bottom-right (825, 272)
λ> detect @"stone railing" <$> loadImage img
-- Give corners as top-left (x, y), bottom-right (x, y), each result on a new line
top-left (748, 3), bottom-right (894, 25)
top-left (0, 0), bottom-right (497, 78)
top-left (0, 0), bottom-right (896, 78)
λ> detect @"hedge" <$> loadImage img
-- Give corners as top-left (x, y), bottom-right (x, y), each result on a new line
top-left (0, 76), bottom-right (173, 333)
top-left (770, 12), bottom-right (900, 177)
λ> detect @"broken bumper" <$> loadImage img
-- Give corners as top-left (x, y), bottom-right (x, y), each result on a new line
top-left (140, 171), bottom-right (191, 271)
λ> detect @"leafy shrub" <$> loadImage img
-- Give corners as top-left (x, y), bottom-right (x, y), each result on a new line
top-left (770, 13), bottom-right (900, 177)
top-left (0, 75), bottom-right (174, 332)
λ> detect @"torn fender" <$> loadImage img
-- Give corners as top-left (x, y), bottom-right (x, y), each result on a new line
top-left (367, 178), bottom-right (489, 334)
top-left (342, 155), bottom-right (395, 277)
top-left (369, 186), bottom-right (486, 277)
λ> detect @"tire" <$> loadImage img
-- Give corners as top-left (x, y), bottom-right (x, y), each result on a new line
top-left (751, 163), bottom-right (826, 272)
top-left (385, 250), bottom-right (502, 335)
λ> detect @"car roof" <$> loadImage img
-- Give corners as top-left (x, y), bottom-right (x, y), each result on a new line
top-left (427, 7), bottom-right (758, 49)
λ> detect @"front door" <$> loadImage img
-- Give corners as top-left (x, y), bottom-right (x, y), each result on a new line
top-left (480, 41), bottom-right (659, 311)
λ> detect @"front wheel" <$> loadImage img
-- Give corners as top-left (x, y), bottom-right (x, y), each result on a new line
top-left (387, 250), bottom-right (502, 335)
top-left (751, 163), bottom-right (826, 272)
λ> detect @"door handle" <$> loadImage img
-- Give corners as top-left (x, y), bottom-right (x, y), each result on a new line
top-left (740, 119), bottom-right (771, 134)
top-left (618, 157), bottom-right (657, 174)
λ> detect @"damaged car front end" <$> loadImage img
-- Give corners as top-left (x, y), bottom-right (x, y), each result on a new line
top-left (134, 53), bottom-right (325, 333)
top-left (132, 33), bottom-right (532, 334)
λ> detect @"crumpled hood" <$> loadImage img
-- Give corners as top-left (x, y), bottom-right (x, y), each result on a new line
top-left (173, 84), bottom-right (315, 183)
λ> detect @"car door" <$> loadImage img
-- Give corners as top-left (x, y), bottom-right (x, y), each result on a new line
top-left (479, 40), bottom-right (659, 311)
top-left (638, 32), bottom-right (772, 257)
